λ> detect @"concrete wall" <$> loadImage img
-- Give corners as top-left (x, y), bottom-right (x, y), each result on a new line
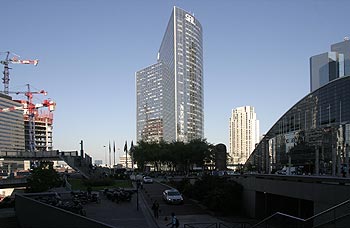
top-left (232, 175), bottom-right (350, 218)
top-left (15, 194), bottom-right (113, 228)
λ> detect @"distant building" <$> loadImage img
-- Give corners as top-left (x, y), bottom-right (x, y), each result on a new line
top-left (0, 93), bottom-right (25, 152)
top-left (136, 6), bottom-right (203, 143)
top-left (94, 160), bottom-right (103, 166)
top-left (29, 111), bottom-right (54, 151)
top-left (310, 38), bottom-right (350, 92)
top-left (229, 106), bottom-right (260, 165)
top-left (331, 38), bottom-right (350, 76)
top-left (14, 100), bottom-right (54, 151)
top-left (118, 155), bottom-right (135, 169)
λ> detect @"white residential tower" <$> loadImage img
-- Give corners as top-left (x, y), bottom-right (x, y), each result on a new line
top-left (229, 106), bottom-right (259, 165)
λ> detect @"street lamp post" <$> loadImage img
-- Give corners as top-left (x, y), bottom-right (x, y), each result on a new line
top-left (103, 145), bottom-right (107, 167)
top-left (136, 181), bottom-right (140, 211)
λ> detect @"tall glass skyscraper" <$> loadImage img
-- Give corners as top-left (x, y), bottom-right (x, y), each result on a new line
top-left (310, 38), bottom-right (350, 92)
top-left (136, 6), bottom-right (203, 143)
top-left (331, 38), bottom-right (350, 76)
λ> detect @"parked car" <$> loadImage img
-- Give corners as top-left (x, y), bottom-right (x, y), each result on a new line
top-left (162, 189), bottom-right (183, 204)
top-left (143, 176), bottom-right (153, 184)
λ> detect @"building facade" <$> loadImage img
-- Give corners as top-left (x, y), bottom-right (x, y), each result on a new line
top-left (331, 38), bottom-right (350, 76)
top-left (247, 75), bottom-right (350, 176)
top-left (229, 106), bottom-right (259, 165)
top-left (136, 62), bottom-right (169, 142)
top-left (136, 6), bottom-right (203, 143)
top-left (0, 93), bottom-right (25, 152)
top-left (310, 52), bottom-right (344, 92)
top-left (310, 38), bottom-right (350, 92)
top-left (28, 111), bottom-right (54, 151)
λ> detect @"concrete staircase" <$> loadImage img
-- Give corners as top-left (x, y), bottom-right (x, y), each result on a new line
top-left (59, 153), bottom-right (93, 179)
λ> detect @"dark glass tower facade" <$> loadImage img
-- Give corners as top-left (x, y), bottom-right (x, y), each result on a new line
top-left (136, 6), bottom-right (203, 143)
top-left (247, 76), bottom-right (350, 176)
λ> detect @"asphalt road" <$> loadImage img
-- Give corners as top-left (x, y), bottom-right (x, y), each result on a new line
top-left (140, 180), bottom-right (208, 218)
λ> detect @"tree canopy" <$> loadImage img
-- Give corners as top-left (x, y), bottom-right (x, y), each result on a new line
top-left (27, 161), bottom-right (62, 192)
top-left (132, 139), bottom-right (215, 172)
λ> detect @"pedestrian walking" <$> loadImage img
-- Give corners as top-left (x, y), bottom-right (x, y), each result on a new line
top-left (151, 200), bottom-right (160, 218)
top-left (166, 212), bottom-right (179, 228)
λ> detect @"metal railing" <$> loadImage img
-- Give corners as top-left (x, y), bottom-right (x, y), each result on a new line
top-left (184, 222), bottom-right (252, 228)
top-left (251, 199), bottom-right (350, 228)
top-left (219, 222), bottom-right (252, 228)
top-left (184, 223), bottom-right (217, 228)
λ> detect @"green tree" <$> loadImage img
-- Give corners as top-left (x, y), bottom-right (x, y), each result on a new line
top-left (133, 139), bottom-right (215, 172)
top-left (27, 162), bottom-right (62, 193)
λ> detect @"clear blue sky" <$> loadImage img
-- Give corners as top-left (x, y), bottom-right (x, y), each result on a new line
top-left (2, 0), bottom-right (350, 164)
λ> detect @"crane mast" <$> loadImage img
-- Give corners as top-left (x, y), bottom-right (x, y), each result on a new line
top-left (1, 51), bottom-right (39, 95)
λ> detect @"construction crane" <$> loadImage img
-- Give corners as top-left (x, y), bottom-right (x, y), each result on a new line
top-left (0, 51), bottom-right (39, 95)
top-left (6, 84), bottom-right (55, 152)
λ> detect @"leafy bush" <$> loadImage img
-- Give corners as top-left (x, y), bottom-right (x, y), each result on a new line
top-left (168, 175), bottom-right (243, 215)
top-left (27, 162), bottom-right (62, 193)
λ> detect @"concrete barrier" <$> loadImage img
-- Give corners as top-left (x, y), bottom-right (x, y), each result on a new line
top-left (15, 194), bottom-right (114, 228)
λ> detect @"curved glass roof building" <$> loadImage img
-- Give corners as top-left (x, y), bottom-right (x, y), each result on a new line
top-left (246, 75), bottom-right (350, 176)
top-left (136, 6), bottom-right (203, 143)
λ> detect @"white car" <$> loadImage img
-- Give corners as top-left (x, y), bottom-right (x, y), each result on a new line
top-left (143, 176), bottom-right (153, 184)
top-left (162, 189), bottom-right (183, 204)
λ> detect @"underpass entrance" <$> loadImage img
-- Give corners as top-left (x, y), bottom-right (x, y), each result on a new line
top-left (255, 191), bottom-right (314, 219)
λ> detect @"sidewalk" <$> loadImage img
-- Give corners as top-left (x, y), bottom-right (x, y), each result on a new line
top-left (52, 185), bottom-right (255, 228)
top-left (83, 189), bottom-right (158, 228)
top-left (140, 180), bottom-right (257, 228)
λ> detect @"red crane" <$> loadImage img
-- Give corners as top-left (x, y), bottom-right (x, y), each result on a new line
top-left (5, 84), bottom-right (55, 152)
top-left (0, 51), bottom-right (39, 95)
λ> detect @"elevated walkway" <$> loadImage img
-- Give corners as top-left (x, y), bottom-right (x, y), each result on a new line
top-left (0, 178), bottom-right (27, 188)
top-left (0, 150), bottom-right (63, 161)
top-left (0, 150), bottom-right (93, 179)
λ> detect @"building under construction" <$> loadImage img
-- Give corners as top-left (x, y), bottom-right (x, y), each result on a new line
top-left (1, 52), bottom-right (55, 152)
top-left (22, 103), bottom-right (54, 152)
top-left (0, 94), bottom-right (55, 152)
top-left (29, 111), bottom-right (53, 151)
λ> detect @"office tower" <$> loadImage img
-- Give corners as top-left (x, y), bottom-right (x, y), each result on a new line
top-left (136, 6), bottom-right (203, 143)
top-left (331, 38), bottom-right (350, 76)
top-left (309, 38), bottom-right (350, 92)
top-left (229, 106), bottom-right (259, 165)
top-left (310, 52), bottom-right (344, 92)
top-left (0, 93), bottom-right (25, 152)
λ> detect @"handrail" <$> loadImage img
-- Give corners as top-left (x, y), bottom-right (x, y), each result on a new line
top-left (305, 199), bottom-right (350, 221)
top-left (184, 223), bottom-right (217, 228)
top-left (313, 212), bottom-right (350, 228)
top-left (251, 199), bottom-right (350, 228)
top-left (251, 212), bottom-right (306, 228)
